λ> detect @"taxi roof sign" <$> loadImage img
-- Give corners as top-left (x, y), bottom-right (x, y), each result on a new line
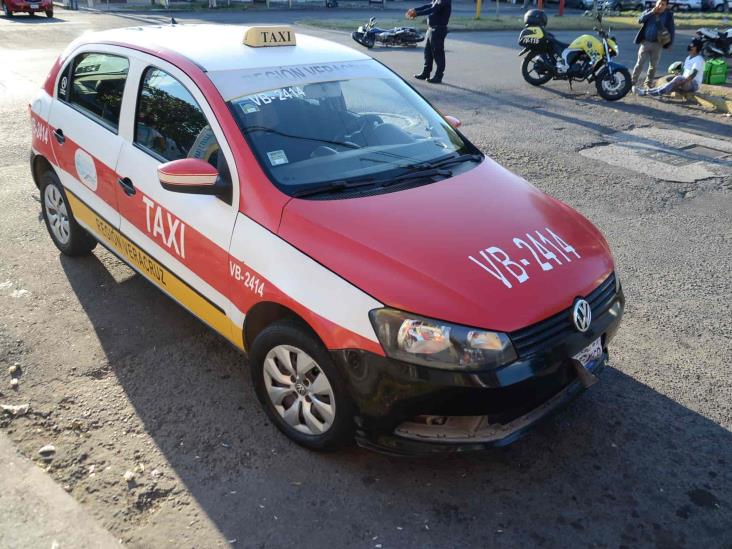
top-left (243, 26), bottom-right (296, 48)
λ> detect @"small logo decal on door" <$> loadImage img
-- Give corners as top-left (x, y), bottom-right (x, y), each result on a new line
top-left (74, 149), bottom-right (98, 191)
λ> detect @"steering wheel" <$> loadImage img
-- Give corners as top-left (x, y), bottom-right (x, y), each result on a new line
top-left (335, 113), bottom-right (383, 145)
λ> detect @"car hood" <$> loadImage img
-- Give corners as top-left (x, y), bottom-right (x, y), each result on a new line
top-left (279, 158), bottom-right (614, 332)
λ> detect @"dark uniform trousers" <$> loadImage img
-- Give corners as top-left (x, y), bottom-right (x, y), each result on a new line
top-left (423, 26), bottom-right (447, 78)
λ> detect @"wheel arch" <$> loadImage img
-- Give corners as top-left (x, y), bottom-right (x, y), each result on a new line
top-left (243, 301), bottom-right (323, 351)
top-left (31, 154), bottom-right (56, 189)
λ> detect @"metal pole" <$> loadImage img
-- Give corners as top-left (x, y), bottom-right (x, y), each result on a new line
top-left (475, 0), bottom-right (481, 18)
top-left (558, 0), bottom-right (564, 15)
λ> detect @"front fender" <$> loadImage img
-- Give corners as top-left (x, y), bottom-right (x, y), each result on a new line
top-left (518, 47), bottom-right (531, 56)
top-left (606, 61), bottom-right (627, 71)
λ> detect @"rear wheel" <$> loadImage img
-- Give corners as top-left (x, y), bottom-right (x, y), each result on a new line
top-left (40, 170), bottom-right (97, 256)
top-left (596, 66), bottom-right (632, 101)
top-left (250, 321), bottom-right (355, 451)
top-left (45, 8), bottom-right (53, 16)
top-left (521, 52), bottom-right (553, 86)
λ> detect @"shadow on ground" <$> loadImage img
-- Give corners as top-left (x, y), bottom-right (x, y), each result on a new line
top-left (60, 252), bottom-right (731, 547)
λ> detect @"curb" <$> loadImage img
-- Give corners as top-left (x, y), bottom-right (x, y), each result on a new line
top-left (0, 434), bottom-right (120, 548)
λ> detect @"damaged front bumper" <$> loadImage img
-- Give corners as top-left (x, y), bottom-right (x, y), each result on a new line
top-left (357, 355), bottom-right (606, 455)
top-left (331, 287), bottom-right (623, 456)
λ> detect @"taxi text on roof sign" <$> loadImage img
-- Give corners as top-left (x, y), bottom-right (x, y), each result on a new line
top-left (243, 26), bottom-right (296, 48)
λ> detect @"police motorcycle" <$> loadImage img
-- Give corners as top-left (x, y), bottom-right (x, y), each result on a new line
top-left (518, 8), bottom-right (632, 101)
top-left (695, 27), bottom-right (732, 59)
top-left (351, 17), bottom-right (425, 49)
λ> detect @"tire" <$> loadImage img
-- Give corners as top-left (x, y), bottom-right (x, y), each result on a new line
top-left (40, 170), bottom-right (97, 256)
top-left (28, 9), bottom-right (34, 15)
top-left (249, 320), bottom-right (355, 451)
top-left (364, 36), bottom-right (375, 49)
top-left (521, 52), bottom-right (553, 86)
top-left (45, 8), bottom-right (53, 16)
top-left (3, 1), bottom-right (13, 16)
top-left (595, 66), bottom-right (632, 100)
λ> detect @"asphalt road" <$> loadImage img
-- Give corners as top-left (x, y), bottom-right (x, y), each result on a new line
top-left (0, 8), bottom-right (730, 549)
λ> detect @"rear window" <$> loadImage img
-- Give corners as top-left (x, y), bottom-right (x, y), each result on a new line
top-left (62, 52), bottom-right (129, 131)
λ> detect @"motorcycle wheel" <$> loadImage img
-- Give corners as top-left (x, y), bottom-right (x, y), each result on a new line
top-left (595, 66), bottom-right (632, 101)
top-left (364, 36), bottom-right (375, 48)
top-left (521, 53), bottom-right (553, 86)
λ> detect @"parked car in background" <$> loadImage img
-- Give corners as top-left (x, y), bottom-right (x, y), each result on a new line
top-left (704, 0), bottom-right (731, 10)
top-left (1, 0), bottom-right (53, 17)
top-left (644, 0), bottom-right (701, 8)
top-left (603, 0), bottom-right (645, 10)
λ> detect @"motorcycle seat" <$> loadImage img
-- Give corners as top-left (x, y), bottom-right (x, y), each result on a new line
top-left (698, 28), bottom-right (718, 39)
top-left (548, 35), bottom-right (570, 53)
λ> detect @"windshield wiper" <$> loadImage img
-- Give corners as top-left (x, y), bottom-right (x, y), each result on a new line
top-left (410, 153), bottom-right (483, 171)
top-left (242, 126), bottom-right (361, 150)
top-left (291, 176), bottom-right (379, 198)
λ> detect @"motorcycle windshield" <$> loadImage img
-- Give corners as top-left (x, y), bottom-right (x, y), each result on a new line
top-left (222, 70), bottom-right (477, 198)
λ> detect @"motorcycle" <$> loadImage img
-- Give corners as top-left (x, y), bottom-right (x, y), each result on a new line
top-left (517, 9), bottom-right (632, 101)
top-left (351, 17), bottom-right (425, 49)
top-left (696, 27), bottom-right (732, 59)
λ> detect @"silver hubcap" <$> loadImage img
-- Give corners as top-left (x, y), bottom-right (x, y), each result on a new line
top-left (263, 345), bottom-right (336, 435)
top-left (602, 72), bottom-right (626, 94)
top-left (44, 184), bottom-right (70, 245)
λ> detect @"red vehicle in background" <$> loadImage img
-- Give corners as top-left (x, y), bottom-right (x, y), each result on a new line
top-left (2, 0), bottom-right (54, 18)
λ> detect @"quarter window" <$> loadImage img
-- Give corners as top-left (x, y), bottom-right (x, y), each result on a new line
top-left (135, 67), bottom-right (220, 167)
top-left (64, 52), bottom-right (129, 130)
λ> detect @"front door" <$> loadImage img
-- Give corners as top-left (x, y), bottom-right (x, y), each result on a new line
top-left (114, 60), bottom-right (242, 348)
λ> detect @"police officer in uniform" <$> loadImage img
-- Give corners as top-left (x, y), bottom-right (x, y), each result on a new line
top-left (406, 0), bottom-right (452, 84)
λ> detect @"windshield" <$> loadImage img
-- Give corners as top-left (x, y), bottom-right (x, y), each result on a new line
top-left (228, 76), bottom-right (478, 198)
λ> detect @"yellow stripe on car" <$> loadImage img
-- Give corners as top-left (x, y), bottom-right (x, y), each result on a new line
top-left (65, 190), bottom-right (246, 350)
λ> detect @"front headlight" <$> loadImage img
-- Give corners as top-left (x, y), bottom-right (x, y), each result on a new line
top-left (369, 309), bottom-right (517, 371)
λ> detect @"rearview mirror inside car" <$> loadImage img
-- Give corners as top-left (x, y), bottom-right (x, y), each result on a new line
top-left (444, 115), bottom-right (461, 129)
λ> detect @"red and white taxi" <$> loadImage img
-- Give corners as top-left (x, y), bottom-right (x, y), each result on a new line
top-left (30, 24), bottom-right (624, 454)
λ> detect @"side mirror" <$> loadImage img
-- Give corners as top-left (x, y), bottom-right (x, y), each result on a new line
top-left (157, 158), bottom-right (230, 196)
top-left (444, 115), bottom-right (461, 129)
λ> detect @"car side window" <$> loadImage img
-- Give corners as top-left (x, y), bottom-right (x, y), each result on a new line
top-left (63, 52), bottom-right (129, 131)
top-left (135, 67), bottom-right (221, 168)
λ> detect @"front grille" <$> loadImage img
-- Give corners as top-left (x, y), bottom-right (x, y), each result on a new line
top-left (509, 272), bottom-right (617, 358)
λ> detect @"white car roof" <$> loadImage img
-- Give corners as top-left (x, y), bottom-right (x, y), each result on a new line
top-left (80, 24), bottom-right (370, 73)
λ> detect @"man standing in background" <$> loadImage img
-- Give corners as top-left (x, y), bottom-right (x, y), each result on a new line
top-left (631, 0), bottom-right (675, 92)
top-left (406, 0), bottom-right (452, 84)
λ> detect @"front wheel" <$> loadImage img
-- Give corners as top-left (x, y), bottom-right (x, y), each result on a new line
top-left (595, 66), bottom-right (632, 101)
top-left (250, 321), bottom-right (355, 451)
top-left (521, 52), bottom-right (553, 86)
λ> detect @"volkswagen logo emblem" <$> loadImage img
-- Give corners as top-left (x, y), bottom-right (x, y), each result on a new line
top-left (572, 299), bottom-right (592, 332)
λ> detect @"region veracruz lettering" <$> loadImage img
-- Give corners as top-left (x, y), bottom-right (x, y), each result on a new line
top-left (94, 216), bottom-right (167, 287)
top-left (249, 63), bottom-right (359, 82)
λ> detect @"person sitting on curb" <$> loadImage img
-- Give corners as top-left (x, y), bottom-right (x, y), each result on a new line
top-left (637, 38), bottom-right (704, 97)
top-left (630, 0), bottom-right (675, 93)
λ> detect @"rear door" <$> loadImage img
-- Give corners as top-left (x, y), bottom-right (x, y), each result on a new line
top-left (113, 57), bottom-right (243, 348)
top-left (47, 48), bottom-right (130, 229)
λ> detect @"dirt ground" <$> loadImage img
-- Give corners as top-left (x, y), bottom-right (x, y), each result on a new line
top-left (1, 9), bottom-right (731, 549)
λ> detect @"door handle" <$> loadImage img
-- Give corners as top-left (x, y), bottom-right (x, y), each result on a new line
top-left (53, 128), bottom-right (65, 145)
top-left (117, 177), bottom-right (136, 196)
